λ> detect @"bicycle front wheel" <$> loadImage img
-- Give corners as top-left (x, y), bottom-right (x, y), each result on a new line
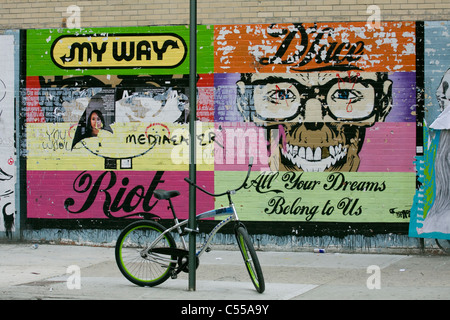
top-left (115, 220), bottom-right (177, 287)
top-left (235, 226), bottom-right (265, 293)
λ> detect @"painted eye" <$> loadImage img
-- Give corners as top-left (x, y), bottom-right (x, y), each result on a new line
top-left (331, 89), bottom-right (362, 103)
top-left (267, 89), bottom-right (296, 103)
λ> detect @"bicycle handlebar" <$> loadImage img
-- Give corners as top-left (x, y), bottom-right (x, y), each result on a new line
top-left (184, 157), bottom-right (254, 197)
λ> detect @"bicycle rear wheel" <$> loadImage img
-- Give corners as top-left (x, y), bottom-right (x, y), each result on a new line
top-left (235, 225), bottom-right (265, 293)
top-left (115, 220), bottom-right (177, 287)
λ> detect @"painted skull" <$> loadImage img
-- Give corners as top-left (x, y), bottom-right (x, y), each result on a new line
top-left (237, 72), bottom-right (393, 172)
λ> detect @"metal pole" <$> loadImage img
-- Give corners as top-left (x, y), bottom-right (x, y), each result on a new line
top-left (188, 0), bottom-right (197, 292)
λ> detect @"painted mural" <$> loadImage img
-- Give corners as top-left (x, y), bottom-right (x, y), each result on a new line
top-left (213, 22), bottom-right (417, 223)
top-left (23, 22), bottom-right (418, 229)
top-left (409, 21), bottom-right (450, 240)
top-left (0, 35), bottom-right (16, 237)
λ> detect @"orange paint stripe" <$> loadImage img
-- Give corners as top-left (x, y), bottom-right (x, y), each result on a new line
top-left (214, 22), bottom-right (416, 73)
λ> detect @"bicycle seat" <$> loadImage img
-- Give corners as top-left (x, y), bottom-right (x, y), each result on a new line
top-left (153, 189), bottom-right (180, 200)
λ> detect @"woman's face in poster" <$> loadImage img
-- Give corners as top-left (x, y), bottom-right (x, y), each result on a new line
top-left (90, 111), bottom-right (103, 134)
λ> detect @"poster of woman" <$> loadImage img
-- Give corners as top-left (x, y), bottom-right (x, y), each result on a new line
top-left (409, 21), bottom-right (450, 240)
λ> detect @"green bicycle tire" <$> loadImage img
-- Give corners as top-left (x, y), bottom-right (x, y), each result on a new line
top-left (115, 220), bottom-right (177, 287)
top-left (235, 226), bottom-right (265, 293)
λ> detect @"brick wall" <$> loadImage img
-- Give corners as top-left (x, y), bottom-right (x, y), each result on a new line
top-left (2, 0), bottom-right (450, 246)
top-left (1, 0), bottom-right (449, 32)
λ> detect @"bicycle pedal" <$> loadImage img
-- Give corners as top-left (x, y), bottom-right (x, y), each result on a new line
top-left (205, 247), bottom-right (212, 253)
top-left (171, 273), bottom-right (178, 279)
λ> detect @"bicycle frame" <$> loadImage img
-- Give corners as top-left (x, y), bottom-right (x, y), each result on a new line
top-left (146, 157), bottom-right (254, 270)
top-left (149, 204), bottom-right (239, 259)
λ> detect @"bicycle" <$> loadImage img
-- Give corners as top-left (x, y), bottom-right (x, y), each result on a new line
top-left (115, 158), bottom-right (265, 293)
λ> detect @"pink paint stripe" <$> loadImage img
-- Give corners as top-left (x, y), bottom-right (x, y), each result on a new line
top-left (214, 122), bottom-right (416, 172)
top-left (358, 122), bottom-right (416, 172)
top-left (27, 170), bottom-right (214, 219)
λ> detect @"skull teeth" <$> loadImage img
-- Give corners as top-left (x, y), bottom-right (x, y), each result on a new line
top-left (281, 143), bottom-right (347, 172)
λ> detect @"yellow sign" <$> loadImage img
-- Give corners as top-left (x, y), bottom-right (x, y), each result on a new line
top-left (50, 34), bottom-right (187, 69)
top-left (26, 122), bottom-right (214, 171)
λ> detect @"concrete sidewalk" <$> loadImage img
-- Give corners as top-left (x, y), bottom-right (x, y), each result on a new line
top-left (0, 243), bottom-right (449, 300)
